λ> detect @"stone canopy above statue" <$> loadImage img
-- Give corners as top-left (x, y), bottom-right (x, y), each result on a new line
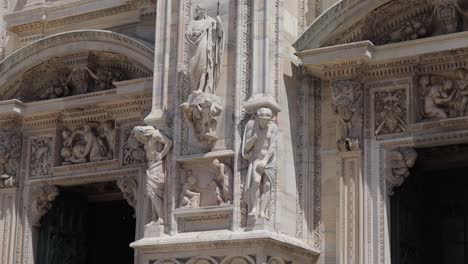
top-left (3, 51), bottom-right (152, 102)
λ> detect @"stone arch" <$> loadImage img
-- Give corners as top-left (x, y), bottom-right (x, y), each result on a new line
top-left (0, 30), bottom-right (154, 101)
top-left (186, 256), bottom-right (219, 264)
top-left (295, 0), bottom-right (467, 50)
top-left (220, 256), bottom-right (255, 264)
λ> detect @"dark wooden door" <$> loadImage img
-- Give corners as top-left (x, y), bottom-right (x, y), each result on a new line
top-left (37, 192), bottom-right (88, 264)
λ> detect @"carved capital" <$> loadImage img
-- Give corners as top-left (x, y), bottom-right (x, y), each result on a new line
top-left (116, 176), bottom-right (138, 209)
top-left (30, 185), bottom-right (59, 226)
top-left (385, 148), bottom-right (417, 195)
top-left (331, 80), bottom-right (362, 151)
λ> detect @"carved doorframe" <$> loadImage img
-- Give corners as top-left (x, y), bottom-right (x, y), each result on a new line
top-left (375, 128), bottom-right (468, 264)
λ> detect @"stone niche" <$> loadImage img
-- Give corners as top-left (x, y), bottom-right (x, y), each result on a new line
top-left (174, 156), bottom-right (233, 233)
top-left (57, 120), bottom-right (117, 167)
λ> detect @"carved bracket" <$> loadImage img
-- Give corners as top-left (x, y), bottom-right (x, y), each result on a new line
top-left (385, 148), bottom-right (418, 195)
top-left (116, 176), bottom-right (138, 209)
top-left (30, 185), bottom-right (59, 226)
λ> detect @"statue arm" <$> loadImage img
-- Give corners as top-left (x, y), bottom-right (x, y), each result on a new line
top-left (156, 131), bottom-right (173, 159)
top-left (216, 16), bottom-right (224, 38)
top-left (79, 138), bottom-right (92, 158)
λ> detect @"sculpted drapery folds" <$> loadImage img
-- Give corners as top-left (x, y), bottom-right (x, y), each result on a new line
top-left (331, 80), bottom-right (362, 151)
top-left (186, 5), bottom-right (224, 94)
top-left (132, 126), bottom-right (173, 225)
top-left (242, 108), bottom-right (278, 220)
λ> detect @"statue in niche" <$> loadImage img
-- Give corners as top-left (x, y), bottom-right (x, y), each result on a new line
top-left (178, 169), bottom-right (200, 208)
top-left (211, 159), bottom-right (232, 205)
top-left (60, 121), bottom-right (115, 165)
top-left (332, 80), bottom-right (362, 151)
top-left (186, 5), bottom-right (224, 94)
top-left (242, 107), bottom-right (279, 220)
top-left (180, 94), bottom-right (223, 145)
top-left (182, 5), bottom-right (225, 146)
top-left (132, 126), bottom-right (173, 225)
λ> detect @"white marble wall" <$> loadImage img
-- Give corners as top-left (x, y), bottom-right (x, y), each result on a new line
top-left (0, 189), bottom-right (18, 264)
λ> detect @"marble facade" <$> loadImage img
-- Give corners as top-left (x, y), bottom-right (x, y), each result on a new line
top-left (2, 0), bottom-right (468, 264)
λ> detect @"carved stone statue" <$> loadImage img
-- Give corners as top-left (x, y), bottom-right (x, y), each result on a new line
top-left (242, 107), bottom-right (279, 220)
top-left (432, 0), bottom-right (461, 35)
top-left (132, 126), bottom-right (173, 225)
top-left (178, 169), bottom-right (200, 208)
top-left (60, 121), bottom-right (115, 165)
top-left (386, 148), bottom-right (418, 195)
top-left (331, 80), bottom-right (362, 151)
top-left (180, 92), bottom-right (223, 145)
top-left (186, 5), bottom-right (224, 94)
top-left (211, 159), bottom-right (232, 205)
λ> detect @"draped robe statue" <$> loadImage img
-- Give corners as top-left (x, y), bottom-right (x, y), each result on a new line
top-left (132, 126), bottom-right (173, 225)
top-left (186, 5), bottom-right (224, 94)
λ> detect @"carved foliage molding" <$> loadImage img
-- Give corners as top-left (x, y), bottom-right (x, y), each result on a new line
top-left (116, 176), bottom-right (138, 209)
top-left (30, 137), bottom-right (53, 177)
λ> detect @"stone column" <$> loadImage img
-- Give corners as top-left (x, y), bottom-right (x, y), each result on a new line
top-left (0, 189), bottom-right (18, 264)
top-left (144, 0), bottom-right (174, 127)
top-left (243, 0), bottom-right (281, 113)
top-left (339, 150), bottom-right (363, 264)
top-left (0, 0), bottom-right (7, 60)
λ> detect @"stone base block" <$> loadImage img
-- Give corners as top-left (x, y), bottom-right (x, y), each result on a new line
top-left (246, 215), bottom-right (274, 232)
top-left (144, 221), bottom-right (165, 238)
top-left (131, 230), bottom-right (320, 264)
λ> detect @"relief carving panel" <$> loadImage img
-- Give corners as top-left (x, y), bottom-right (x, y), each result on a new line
top-left (0, 131), bottom-right (21, 189)
top-left (30, 137), bottom-right (53, 177)
top-left (374, 88), bottom-right (407, 136)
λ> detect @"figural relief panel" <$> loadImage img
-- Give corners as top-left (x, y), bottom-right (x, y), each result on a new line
top-left (373, 88), bottom-right (408, 136)
top-left (418, 68), bottom-right (468, 121)
top-left (0, 131), bottom-right (21, 189)
top-left (178, 158), bottom-right (232, 209)
top-left (30, 137), bottom-right (53, 177)
top-left (59, 120), bottom-right (116, 166)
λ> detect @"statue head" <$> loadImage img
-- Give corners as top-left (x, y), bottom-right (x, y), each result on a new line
top-left (194, 5), bottom-right (207, 20)
top-left (212, 159), bottom-right (220, 168)
top-left (256, 107), bottom-right (273, 129)
top-left (443, 79), bottom-right (454, 92)
top-left (334, 97), bottom-right (355, 122)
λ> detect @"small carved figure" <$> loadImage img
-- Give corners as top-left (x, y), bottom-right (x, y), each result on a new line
top-left (211, 159), bottom-right (232, 205)
top-left (186, 5), bottom-right (224, 94)
top-left (132, 126), bottom-right (173, 225)
top-left (72, 124), bottom-right (108, 162)
top-left (98, 121), bottom-right (116, 159)
top-left (242, 107), bottom-right (279, 219)
top-left (421, 75), bottom-right (456, 119)
top-left (0, 134), bottom-right (20, 189)
top-left (178, 169), bottom-right (200, 208)
top-left (386, 148), bottom-right (418, 195)
top-left (0, 148), bottom-right (14, 188)
top-left (455, 68), bottom-right (468, 116)
top-left (332, 80), bottom-right (362, 151)
top-left (180, 92), bottom-right (223, 145)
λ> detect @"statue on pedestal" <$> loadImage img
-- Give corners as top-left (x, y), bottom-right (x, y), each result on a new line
top-left (132, 126), bottom-right (173, 225)
top-left (242, 108), bottom-right (279, 220)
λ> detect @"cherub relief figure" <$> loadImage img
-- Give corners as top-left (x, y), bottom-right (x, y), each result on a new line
top-left (242, 107), bottom-right (279, 219)
top-left (178, 169), bottom-right (200, 208)
top-left (421, 75), bottom-right (456, 119)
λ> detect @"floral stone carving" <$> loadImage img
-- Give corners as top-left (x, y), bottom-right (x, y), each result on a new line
top-left (30, 137), bottom-right (53, 177)
top-left (0, 132), bottom-right (21, 189)
top-left (60, 120), bottom-right (116, 165)
top-left (132, 126), bottom-right (173, 225)
top-left (242, 108), bottom-right (279, 221)
top-left (331, 80), bottom-right (362, 151)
